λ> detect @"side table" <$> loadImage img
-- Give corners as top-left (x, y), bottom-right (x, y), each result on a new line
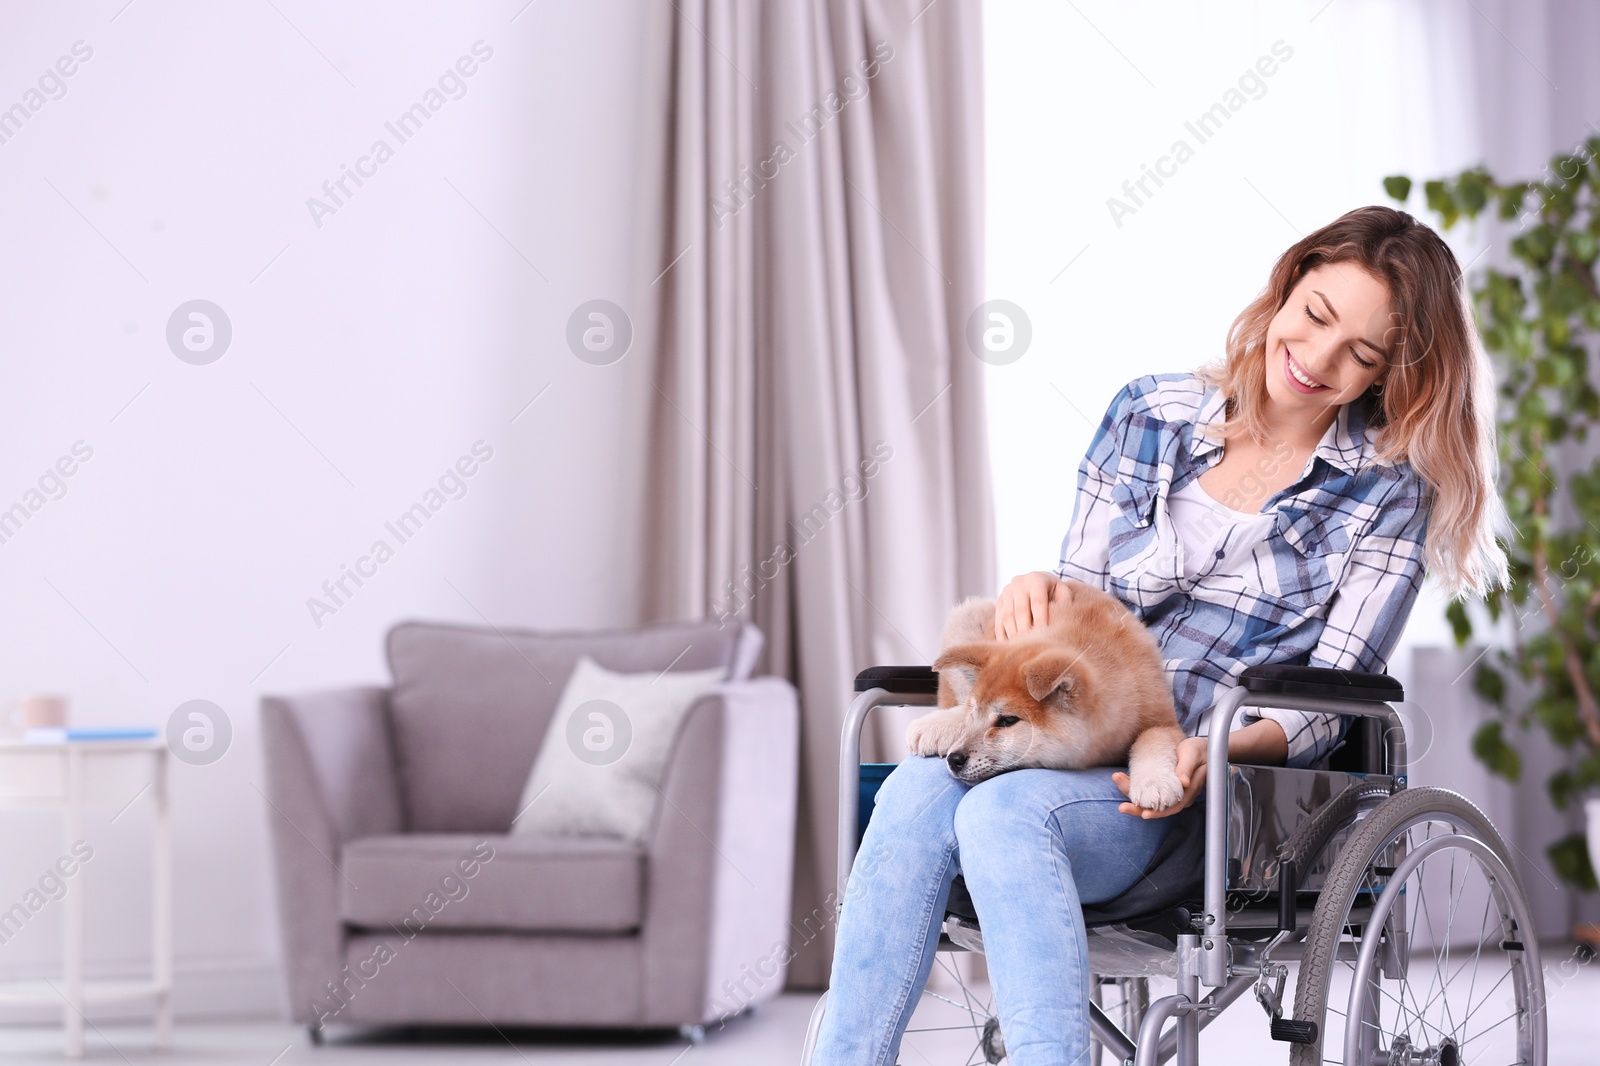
top-left (0, 739), bottom-right (171, 1057)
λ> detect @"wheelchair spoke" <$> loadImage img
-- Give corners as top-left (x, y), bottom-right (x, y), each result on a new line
top-left (1331, 947), bottom-right (1444, 1043)
top-left (1404, 853), bottom-right (1523, 1057)
top-left (1413, 847), bottom-right (1449, 1027)
top-left (1379, 975), bottom-right (1454, 1047)
top-left (1390, 842), bottom-right (1528, 1056)
top-left (1457, 1002), bottom-right (1525, 1045)
top-left (935, 951), bottom-right (992, 1018)
top-left (953, 953), bottom-right (992, 1011)
top-left (1456, 885), bottom-right (1497, 1021)
top-left (898, 950), bottom-right (1004, 1066)
top-left (1396, 943), bottom-right (1446, 1046)
top-left (1437, 848), bottom-right (1467, 1037)
top-left (1460, 962), bottom-right (1515, 1031)
top-left (1338, 863), bottom-right (1450, 1042)
top-left (1412, 884), bottom-right (1498, 1031)
top-left (1390, 848), bottom-right (1476, 1051)
top-left (933, 953), bottom-right (972, 1014)
top-left (1464, 927), bottom-right (1521, 1029)
top-left (920, 986), bottom-right (985, 1015)
top-left (1380, 826), bottom-right (1456, 1044)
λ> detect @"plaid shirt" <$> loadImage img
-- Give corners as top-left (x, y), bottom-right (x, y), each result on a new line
top-left (1055, 372), bottom-right (1431, 767)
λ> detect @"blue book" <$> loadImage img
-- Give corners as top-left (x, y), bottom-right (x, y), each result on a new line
top-left (23, 727), bottom-right (159, 743)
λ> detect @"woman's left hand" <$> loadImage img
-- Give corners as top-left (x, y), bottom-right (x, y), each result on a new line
top-left (1112, 736), bottom-right (1209, 819)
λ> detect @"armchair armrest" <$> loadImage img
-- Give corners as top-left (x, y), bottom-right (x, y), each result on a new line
top-left (259, 685), bottom-right (403, 1023)
top-left (260, 685), bottom-right (404, 843)
top-left (638, 677), bottom-right (800, 1026)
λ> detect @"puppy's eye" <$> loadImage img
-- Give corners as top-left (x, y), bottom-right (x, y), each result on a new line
top-left (995, 715), bottom-right (1021, 728)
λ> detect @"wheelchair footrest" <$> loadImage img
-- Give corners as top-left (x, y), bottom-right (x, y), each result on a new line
top-left (1270, 1018), bottom-right (1318, 1044)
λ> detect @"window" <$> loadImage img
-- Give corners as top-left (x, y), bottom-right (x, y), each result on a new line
top-left (982, 0), bottom-right (1474, 655)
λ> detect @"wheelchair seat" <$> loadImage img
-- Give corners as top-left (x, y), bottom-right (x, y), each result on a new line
top-left (942, 802), bottom-right (1207, 926)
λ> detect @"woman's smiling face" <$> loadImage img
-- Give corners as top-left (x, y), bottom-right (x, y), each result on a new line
top-left (1263, 262), bottom-right (1392, 419)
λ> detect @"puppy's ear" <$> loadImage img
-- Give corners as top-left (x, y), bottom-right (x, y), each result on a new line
top-left (1022, 651), bottom-right (1081, 705)
top-left (933, 642), bottom-right (991, 699)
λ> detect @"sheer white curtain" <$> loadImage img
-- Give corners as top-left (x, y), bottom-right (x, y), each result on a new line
top-left (984, 0), bottom-right (1600, 934)
top-left (983, 0), bottom-right (1475, 620)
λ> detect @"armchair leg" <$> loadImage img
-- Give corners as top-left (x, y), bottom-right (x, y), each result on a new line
top-left (308, 1025), bottom-right (324, 1046)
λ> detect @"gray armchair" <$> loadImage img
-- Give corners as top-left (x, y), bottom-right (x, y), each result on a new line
top-left (259, 617), bottom-right (799, 1038)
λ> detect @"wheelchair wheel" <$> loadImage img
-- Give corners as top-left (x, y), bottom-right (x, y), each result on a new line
top-left (903, 949), bottom-right (1007, 1063)
top-left (1288, 787), bottom-right (1547, 1066)
top-left (797, 950), bottom-right (1008, 1064)
top-left (799, 991), bottom-right (828, 1064)
top-left (1089, 976), bottom-right (1148, 1066)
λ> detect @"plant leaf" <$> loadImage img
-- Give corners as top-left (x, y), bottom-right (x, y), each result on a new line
top-left (1458, 172), bottom-right (1489, 215)
top-left (1548, 768), bottom-right (1577, 810)
top-left (1471, 720), bottom-right (1523, 781)
top-left (1547, 833), bottom-right (1599, 892)
top-left (1472, 661), bottom-right (1507, 706)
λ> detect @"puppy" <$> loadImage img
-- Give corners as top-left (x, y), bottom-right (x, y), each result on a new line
top-left (905, 581), bottom-right (1186, 811)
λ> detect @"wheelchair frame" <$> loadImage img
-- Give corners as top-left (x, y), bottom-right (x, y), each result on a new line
top-left (817, 664), bottom-right (1547, 1066)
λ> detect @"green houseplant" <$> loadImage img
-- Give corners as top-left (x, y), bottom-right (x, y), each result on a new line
top-left (1384, 146), bottom-right (1600, 892)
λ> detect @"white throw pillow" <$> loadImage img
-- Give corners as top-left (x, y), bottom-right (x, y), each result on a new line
top-left (512, 655), bottom-right (727, 843)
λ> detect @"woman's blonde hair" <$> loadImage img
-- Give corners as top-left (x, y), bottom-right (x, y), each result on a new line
top-left (1194, 204), bottom-right (1511, 601)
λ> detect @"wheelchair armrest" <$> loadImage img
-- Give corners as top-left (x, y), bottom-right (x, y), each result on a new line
top-left (853, 665), bottom-right (940, 695)
top-left (839, 667), bottom-right (940, 904)
top-left (859, 664), bottom-right (1405, 702)
top-left (1239, 663), bottom-right (1403, 704)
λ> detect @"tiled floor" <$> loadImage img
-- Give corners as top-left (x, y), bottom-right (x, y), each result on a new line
top-left (1, 957), bottom-right (1596, 1063)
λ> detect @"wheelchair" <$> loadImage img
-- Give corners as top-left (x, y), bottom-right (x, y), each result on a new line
top-left (800, 663), bottom-right (1548, 1065)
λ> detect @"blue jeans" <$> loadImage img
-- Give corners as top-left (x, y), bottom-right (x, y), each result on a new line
top-left (813, 755), bottom-right (1174, 1066)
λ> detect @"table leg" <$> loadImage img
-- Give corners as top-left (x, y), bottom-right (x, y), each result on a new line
top-left (154, 748), bottom-right (173, 1047)
top-left (64, 748), bottom-right (84, 1059)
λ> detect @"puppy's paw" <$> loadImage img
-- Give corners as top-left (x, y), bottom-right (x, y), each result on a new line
top-left (906, 710), bottom-right (967, 758)
top-left (1126, 769), bottom-right (1185, 812)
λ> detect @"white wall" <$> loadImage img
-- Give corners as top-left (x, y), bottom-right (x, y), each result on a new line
top-left (0, 0), bottom-right (660, 1019)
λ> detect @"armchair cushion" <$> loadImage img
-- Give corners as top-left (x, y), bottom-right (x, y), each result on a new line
top-left (511, 655), bottom-right (726, 843)
top-left (384, 617), bottom-right (762, 832)
top-left (339, 832), bottom-right (645, 934)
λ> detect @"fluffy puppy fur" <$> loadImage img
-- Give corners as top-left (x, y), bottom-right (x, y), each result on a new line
top-left (906, 581), bottom-right (1187, 811)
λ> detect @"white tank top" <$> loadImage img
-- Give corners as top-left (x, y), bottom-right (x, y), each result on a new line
top-left (1168, 475), bottom-right (1326, 751)
top-left (1165, 475), bottom-right (1277, 582)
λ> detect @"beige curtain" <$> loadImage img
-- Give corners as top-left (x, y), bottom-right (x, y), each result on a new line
top-left (637, 0), bottom-right (993, 988)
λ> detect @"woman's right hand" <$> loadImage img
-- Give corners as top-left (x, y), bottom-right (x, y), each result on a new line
top-left (1113, 737), bottom-right (1208, 818)
top-left (994, 571), bottom-right (1069, 641)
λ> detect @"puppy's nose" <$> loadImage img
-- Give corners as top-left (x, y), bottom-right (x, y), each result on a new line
top-left (946, 751), bottom-right (968, 772)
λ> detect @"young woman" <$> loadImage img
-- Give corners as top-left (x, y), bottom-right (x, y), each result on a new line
top-left (811, 205), bottom-right (1511, 1065)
